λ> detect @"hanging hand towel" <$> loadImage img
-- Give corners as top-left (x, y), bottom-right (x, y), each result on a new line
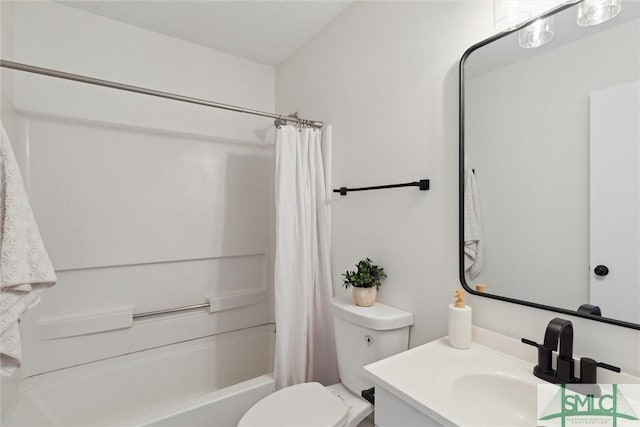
top-left (0, 121), bottom-right (57, 376)
top-left (464, 168), bottom-right (483, 279)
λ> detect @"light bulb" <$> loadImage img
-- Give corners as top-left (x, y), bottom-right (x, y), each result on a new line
top-left (518, 17), bottom-right (555, 48)
top-left (577, 0), bottom-right (622, 26)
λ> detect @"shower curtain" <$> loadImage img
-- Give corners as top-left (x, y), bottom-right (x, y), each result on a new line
top-left (274, 125), bottom-right (339, 389)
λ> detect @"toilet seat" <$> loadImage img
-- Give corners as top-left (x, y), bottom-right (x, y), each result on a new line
top-left (238, 382), bottom-right (349, 427)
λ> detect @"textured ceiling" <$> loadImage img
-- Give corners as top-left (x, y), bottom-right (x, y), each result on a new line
top-left (56, 0), bottom-right (353, 65)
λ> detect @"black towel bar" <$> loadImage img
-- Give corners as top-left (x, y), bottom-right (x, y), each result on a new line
top-left (333, 179), bottom-right (430, 196)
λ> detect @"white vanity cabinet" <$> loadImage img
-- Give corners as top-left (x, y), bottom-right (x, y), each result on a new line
top-left (374, 386), bottom-right (442, 427)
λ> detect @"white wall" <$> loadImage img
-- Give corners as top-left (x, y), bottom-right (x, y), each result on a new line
top-left (277, 0), bottom-right (640, 376)
top-left (0, 1), bottom-right (276, 379)
top-left (277, 0), bottom-right (495, 348)
top-left (466, 19), bottom-right (640, 311)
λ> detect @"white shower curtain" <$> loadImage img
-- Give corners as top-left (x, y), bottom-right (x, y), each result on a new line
top-left (274, 125), bottom-right (339, 389)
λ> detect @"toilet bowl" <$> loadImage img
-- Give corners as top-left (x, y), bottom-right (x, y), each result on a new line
top-left (238, 295), bottom-right (413, 426)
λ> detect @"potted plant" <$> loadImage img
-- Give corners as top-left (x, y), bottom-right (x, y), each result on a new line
top-left (342, 258), bottom-right (387, 307)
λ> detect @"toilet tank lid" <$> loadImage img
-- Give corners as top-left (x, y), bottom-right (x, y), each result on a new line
top-left (331, 295), bottom-right (414, 330)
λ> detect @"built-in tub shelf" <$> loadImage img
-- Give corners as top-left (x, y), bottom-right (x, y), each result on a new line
top-left (38, 288), bottom-right (268, 339)
top-left (39, 307), bottom-right (134, 340)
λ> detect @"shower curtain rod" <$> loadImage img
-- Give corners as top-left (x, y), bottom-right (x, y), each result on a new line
top-left (0, 59), bottom-right (324, 128)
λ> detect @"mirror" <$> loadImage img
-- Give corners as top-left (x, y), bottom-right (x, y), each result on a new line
top-left (460, 0), bottom-right (640, 329)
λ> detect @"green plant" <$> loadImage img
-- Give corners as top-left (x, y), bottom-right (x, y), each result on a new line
top-left (342, 258), bottom-right (387, 290)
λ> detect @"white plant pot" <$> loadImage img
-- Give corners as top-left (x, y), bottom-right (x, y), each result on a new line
top-left (352, 287), bottom-right (377, 307)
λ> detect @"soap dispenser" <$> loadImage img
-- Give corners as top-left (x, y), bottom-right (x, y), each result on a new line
top-left (448, 289), bottom-right (472, 349)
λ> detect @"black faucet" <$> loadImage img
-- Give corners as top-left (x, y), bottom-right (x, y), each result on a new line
top-left (521, 318), bottom-right (620, 389)
top-left (545, 318), bottom-right (575, 382)
top-left (522, 318), bottom-right (575, 384)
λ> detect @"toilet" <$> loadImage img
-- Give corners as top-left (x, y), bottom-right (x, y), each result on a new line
top-left (238, 294), bottom-right (414, 427)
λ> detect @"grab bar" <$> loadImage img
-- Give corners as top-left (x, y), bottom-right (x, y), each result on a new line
top-left (133, 288), bottom-right (268, 319)
top-left (39, 289), bottom-right (268, 339)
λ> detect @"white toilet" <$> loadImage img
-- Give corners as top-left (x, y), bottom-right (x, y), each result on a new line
top-left (238, 294), bottom-right (414, 427)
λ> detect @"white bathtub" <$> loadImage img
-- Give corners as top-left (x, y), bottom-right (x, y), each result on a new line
top-left (3, 324), bottom-right (275, 426)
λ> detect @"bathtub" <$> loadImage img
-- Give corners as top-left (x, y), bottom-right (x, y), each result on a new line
top-left (3, 324), bottom-right (275, 426)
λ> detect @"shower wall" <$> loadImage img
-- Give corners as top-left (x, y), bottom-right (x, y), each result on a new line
top-left (0, 1), bottom-right (276, 378)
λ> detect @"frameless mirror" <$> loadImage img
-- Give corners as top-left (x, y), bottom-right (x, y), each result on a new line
top-left (459, 0), bottom-right (640, 329)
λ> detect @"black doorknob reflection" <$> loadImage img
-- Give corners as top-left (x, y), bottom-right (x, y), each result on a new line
top-left (594, 265), bottom-right (609, 276)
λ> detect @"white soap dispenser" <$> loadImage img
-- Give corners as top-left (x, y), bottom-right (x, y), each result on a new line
top-left (448, 289), bottom-right (472, 349)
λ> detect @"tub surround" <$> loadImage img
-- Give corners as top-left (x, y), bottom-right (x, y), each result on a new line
top-left (0, 0), bottom-right (276, 379)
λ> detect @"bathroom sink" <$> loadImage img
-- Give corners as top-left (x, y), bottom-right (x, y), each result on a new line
top-left (363, 327), bottom-right (546, 426)
top-left (365, 326), bottom-right (640, 427)
top-left (364, 327), bottom-right (638, 426)
top-left (452, 374), bottom-right (537, 426)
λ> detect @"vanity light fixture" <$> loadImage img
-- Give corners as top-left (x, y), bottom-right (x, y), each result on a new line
top-left (519, 17), bottom-right (555, 48)
top-left (577, 0), bottom-right (622, 26)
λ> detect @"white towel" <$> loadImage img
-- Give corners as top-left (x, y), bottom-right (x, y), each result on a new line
top-left (0, 121), bottom-right (56, 376)
top-left (464, 168), bottom-right (483, 279)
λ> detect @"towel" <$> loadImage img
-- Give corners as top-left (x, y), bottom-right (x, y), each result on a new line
top-left (0, 121), bottom-right (57, 376)
top-left (464, 168), bottom-right (483, 279)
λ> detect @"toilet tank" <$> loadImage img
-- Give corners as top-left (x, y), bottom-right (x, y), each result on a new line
top-left (331, 295), bottom-right (413, 396)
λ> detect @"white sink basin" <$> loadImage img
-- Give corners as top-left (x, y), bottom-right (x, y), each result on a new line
top-left (452, 373), bottom-right (537, 426)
